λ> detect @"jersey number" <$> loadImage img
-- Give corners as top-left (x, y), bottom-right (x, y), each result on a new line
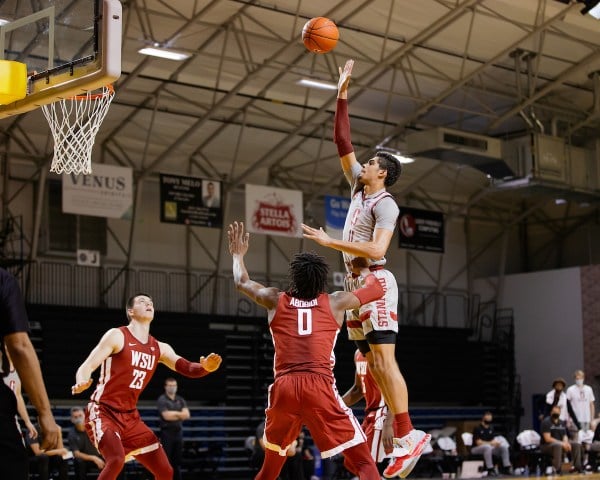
top-left (129, 369), bottom-right (147, 390)
top-left (297, 309), bottom-right (312, 335)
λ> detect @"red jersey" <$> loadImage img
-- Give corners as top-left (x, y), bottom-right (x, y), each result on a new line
top-left (354, 350), bottom-right (385, 413)
top-left (270, 293), bottom-right (339, 379)
top-left (90, 326), bottom-right (160, 411)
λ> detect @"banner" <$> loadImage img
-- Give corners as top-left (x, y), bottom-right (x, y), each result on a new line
top-left (324, 195), bottom-right (349, 240)
top-left (245, 184), bottom-right (303, 238)
top-left (62, 163), bottom-right (133, 219)
top-left (398, 207), bottom-right (444, 253)
top-left (159, 174), bottom-right (223, 228)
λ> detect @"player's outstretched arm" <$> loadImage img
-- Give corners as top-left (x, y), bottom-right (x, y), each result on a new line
top-left (329, 273), bottom-right (384, 314)
top-left (341, 367), bottom-right (365, 407)
top-left (72, 328), bottom-right (123, 395)
top-left (301, 224), bottom-right (394, 261)
top-left (228, 221), bottom-right (279, 310)
top-left (159, 341), bottom-right (222, 378)
top-left (335, 59), bottom-right (359, 181)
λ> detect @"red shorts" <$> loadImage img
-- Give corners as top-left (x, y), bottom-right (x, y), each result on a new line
top-left (263, 373), bottom-right (366, 459)
top-left (86, 402), bottom-right (159, 458)
top-left (362, 406), bottom-right (389, 463)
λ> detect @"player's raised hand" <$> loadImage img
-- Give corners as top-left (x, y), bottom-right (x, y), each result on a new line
top-left (301, 223), bottom-right (332, 247)
top-left (71, 378), bottom-right (93, 395)
top-left (199, 353), bottom-right (222, 372)
top-left (337, 59), bottom-right (354, 95)
top-left (228, 221), bottom-right (249, 256)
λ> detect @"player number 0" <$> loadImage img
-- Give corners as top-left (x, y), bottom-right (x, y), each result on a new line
top-left (297, 308), bottom-right (312, 335)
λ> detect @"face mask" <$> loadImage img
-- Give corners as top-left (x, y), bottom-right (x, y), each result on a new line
top-left (72, 417), bottom-right (84, 425)
top-left (576, 379), bottom-right (584, 387)
top-left (551, 413), bottom-right (560, 420)
top-left (483, 418), bottom-right (492, 425)
top-left (166, 387), bottom-right (177, 395)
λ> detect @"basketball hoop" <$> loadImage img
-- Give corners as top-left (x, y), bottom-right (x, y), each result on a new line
top-left (41, 85), bottom-right (115, 175)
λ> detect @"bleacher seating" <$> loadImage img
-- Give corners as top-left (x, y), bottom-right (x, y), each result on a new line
top-left (33, 403), bottom-right (495, 479)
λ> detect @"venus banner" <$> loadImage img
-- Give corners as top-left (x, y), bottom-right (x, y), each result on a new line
top-left (245, 184), bottom-right (303, 238)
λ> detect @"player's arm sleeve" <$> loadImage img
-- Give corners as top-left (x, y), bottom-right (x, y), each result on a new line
top-left (333, 98), bottom-right (353, 157)
top-left (352, 273), bottom-right (384, 305)
top-left (175, 357), bottom-right (209, 378)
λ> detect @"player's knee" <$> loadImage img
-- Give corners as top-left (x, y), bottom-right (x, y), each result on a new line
top-left (368, 350), bottom-right (396, 373)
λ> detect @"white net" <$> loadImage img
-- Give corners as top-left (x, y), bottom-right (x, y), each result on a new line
top-left (41, 85), bottom-right (115, 175)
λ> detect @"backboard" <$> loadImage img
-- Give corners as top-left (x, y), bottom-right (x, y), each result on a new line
top-left (0, 0), bottom-right (121, 119)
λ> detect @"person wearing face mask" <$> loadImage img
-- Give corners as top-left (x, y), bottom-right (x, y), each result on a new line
top-left (68, 406), bottom-right (107, 480)
top-left (157, 377), bottom-right (190, 480)
top-left (545, 377), bottom-right (580, 430)
top-left (470, 411), bottom-right (512, 476)
top-left (566, 370), bottom-right (595, 431)
top-left (541, 405), bottom-right (583, 474)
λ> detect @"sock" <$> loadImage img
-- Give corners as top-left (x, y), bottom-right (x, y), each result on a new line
top-left (393, 412), bottom-right (413, 439)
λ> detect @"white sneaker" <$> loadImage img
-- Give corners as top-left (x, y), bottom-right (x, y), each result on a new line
top-left (383, 430), bottom-right (431, 478)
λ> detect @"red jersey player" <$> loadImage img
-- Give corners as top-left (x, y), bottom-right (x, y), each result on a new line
top-left (343, 349), bottom-right (394, 469)
top-left (228, 221), bottom-right (384, 480)
top-left (71, 293), bottom-right (222, 480)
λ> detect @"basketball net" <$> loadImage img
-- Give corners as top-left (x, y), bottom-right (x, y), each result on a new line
top-left (42, 85), bottom-right (115, 175)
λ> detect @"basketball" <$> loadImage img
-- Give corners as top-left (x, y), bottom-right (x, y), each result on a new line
top-left (302, 17), bottom-right (339, 54)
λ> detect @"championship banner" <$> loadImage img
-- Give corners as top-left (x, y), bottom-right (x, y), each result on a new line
top-left (245, 184), bottom-right (303, 238)
top-left (398, 207), bottom-right (445, 253)
top-left (159, 173), bottom-right (223, 228)
top-left (324, 194), bottom-right (349, 240)
top-left (62, 163), bottom-right (133, 219)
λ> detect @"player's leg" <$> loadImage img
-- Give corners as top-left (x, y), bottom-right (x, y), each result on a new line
top-left (96, 430), bottom-right (126, 480)
top-left (257, 377), bottom-right (303, 480)
top-left (0, 415), bottom-right (29, 480)
top-left (302, 373), bottom-right (378, 479)
top-left (135, 446), bottom-right (174, 480)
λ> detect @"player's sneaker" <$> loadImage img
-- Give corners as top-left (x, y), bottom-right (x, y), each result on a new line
top-left (383, 430), bottom-right (431, 478)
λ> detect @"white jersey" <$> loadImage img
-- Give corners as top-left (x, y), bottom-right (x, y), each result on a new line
top-left (342, 163), bottom-right (399, 273)
top-left (566, 384), bottom-right (595, 424)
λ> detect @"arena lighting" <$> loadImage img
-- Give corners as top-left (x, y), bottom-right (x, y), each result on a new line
top-left (138, 46), bottom-right (190, 61)
top-left (0, 18), bottom-right (10, 25)
top-left (586, 2), bottom-right (600, 18)
top-left (555, 198), bottom-right (567, 205)
top-left (296, 78), bottom-right (338, 90)
top-left (375, 146), bottom-right (415, 164)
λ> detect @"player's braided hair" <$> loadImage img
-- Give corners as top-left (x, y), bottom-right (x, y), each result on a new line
top-left (287, 252), bottom-right (329, 300)
top-left (375, 151), bottom-right (402, 187)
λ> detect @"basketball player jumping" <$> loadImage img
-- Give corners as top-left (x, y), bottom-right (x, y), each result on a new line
top-left (302, 59), bottom-right (430, 478)
top-left (228, 221), bottom-right (383, 480)
top-left (71, 293), bottom-right (222, 480)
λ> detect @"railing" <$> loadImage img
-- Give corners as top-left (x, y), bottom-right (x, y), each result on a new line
top-left (20, 260), bottom-right (474, 328)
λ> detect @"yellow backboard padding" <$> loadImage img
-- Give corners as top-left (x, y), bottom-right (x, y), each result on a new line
top-left (0, 60), bottom-right (27, 105)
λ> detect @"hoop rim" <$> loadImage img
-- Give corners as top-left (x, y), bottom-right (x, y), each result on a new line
top-left (71, 84), bottom-right (114, 101)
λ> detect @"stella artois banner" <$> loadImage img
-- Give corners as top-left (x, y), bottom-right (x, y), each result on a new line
top-left (245, 184), bottom-right (303, 238)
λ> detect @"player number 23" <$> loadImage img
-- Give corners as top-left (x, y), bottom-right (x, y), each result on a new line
top-left (297, 308), bottom-right (313, 335)
top-left (130, 369), bottom-right (147, 389)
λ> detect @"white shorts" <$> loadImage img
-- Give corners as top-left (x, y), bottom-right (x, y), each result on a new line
top-left (345, 269), bottom-right (398, 341)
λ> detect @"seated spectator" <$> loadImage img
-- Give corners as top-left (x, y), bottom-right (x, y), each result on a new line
top-left (27, 423), bottom-right (70, 480)
top-left (68, 406), bottom-right (106, 479)
top-left (252, 420), bottom-right (304, 479)
top-left (587, 419), bottom-right (600, 471)
top-left (471, 411), bottom-right (512, 476)
top-left (540, 405), bottom-right (583, 474)
top-left (545, 377), bottom-right (580, 432)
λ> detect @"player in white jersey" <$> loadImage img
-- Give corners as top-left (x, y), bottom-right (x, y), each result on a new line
top-left (302, 59), bottom-right (430, 478)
